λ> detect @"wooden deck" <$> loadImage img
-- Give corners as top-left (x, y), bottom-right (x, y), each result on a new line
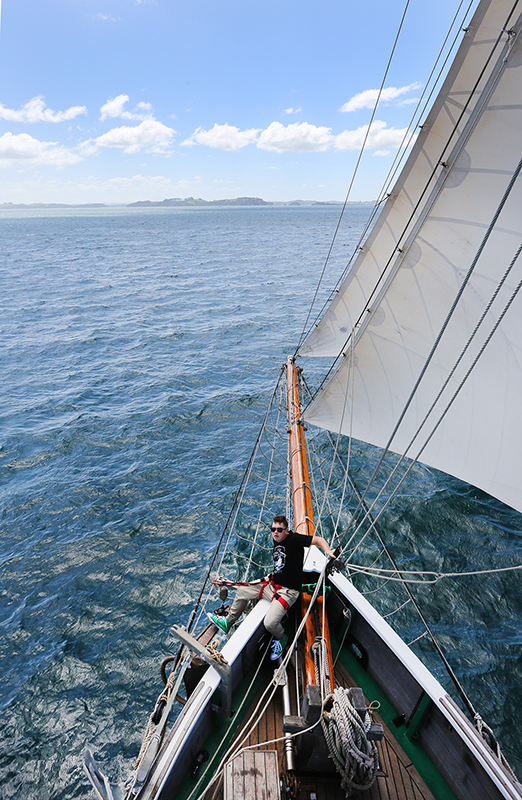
top-left (208, 658), bottom-right (435, 800)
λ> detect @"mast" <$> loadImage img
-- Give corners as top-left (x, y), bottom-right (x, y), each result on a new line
top-left (286, 357), bottom-right (335, 696)
top-left (286, 356), bottom-right (315, 537)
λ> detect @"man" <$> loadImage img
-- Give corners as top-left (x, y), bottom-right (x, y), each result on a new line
top-left (208, 515), bottom-right (336, 661)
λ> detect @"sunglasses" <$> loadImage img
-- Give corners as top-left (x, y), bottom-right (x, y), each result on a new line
top-left (271, 526), bottom-right (286, 533)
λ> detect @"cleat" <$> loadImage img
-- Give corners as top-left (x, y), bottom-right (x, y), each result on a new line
top-left (207, 612), bottom-right (231, 633)
top-left (270, 634), bottom-right (288, 661)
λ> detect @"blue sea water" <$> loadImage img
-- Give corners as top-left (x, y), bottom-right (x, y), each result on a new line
top-left (1, 205), bottom-right (521, 798)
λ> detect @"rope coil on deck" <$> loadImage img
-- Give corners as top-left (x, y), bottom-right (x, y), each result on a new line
top-left (321, 687), bottom-right (379, 796)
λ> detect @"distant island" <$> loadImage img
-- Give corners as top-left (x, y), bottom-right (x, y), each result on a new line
top-left (127, 196), bottom-right (271, 208)
top-left (127, 197), bottom-right (366, 207)
top-left (0, 197), bottom-right (373, 209)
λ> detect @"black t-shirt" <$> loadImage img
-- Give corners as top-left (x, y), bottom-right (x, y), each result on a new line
top-left (272, 531), bottom-right (314, 591)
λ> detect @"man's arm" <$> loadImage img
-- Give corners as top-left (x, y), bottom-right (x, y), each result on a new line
top-left (311, 535), bottom-right (336, 559)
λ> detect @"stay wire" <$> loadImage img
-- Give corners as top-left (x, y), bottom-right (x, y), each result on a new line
top-left (294, 0), bottom-right (413, 356)
top-left (371, 0), bottom-right (474, 208)
top-left (185, 366), bottom-right (285, 637)
top-left (299, 0), bottom-right (474, 342)
top-left (302, 5), bottom-right (520, 403)
top-left (343, 238), bottom-right (522, 562)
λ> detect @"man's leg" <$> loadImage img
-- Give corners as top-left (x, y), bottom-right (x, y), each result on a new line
top-left (263, 588), bottom-right (300, 639)
top-left (208, 582), bottom-right (264, 632)
top-left (226, 583), bottom-right (263, 625)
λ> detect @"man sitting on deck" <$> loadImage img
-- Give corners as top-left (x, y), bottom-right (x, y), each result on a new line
top-left (208, 515), bottom-right (336, 661)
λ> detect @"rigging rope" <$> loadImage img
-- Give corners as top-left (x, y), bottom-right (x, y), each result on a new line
top-left (345, 561), bottom-right (522, 583)
top-left (302, 10), bottom-right (519, 402)
top-left (296, 0), bottom-right (475, 346)
top-left (294, 0), bottom-right (414, 355)
top-left (337, 156), bottom-right (522, 556)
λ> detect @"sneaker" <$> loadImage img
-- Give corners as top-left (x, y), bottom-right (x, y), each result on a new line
top-left (207, 612), bottom-right (231, 634)
top-left (270, 634), bottom-right (288, 661)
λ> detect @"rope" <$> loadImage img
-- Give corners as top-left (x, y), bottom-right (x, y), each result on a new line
top-left (296, 0), bottom-right (474, 349)
top-left (474, 713), bottom-right (519, 781)
top-left (312, 636), bottom-right (331, 697)
top-left (133, 714), bottom-right (156, 773)
top-left (321, 688), bottom-right (379, 795)
top-left (294, 0), bottom-right (414, 355)
top-left (342, 238), bottom-right (522, 563)
top-left (244, 396), bottom-right (287, 581)
top-left (206, 640), bottom-right (228, 666)
top-left (130, 648), bottom-right (191, 779)
top-left (344, 561), bottom-right (522, 584)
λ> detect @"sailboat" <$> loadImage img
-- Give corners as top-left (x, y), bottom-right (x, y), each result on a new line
top-left (85, 0), bottom-right (522, 797)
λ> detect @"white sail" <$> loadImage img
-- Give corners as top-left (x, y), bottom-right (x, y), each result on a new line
top-left (302, 0), bottom-right (522, 513)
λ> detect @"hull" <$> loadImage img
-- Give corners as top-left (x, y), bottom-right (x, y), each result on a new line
top-left (86, 548), bottom-right (522, 800)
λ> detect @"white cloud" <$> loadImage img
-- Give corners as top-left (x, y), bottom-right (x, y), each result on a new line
top-left (88, 119), bottom-right (175, 154)
top-left (183, 121), bottom-right (333, 153)
top-left (340, 83), bottom-right (422, 113)
top-left (374, 149), bottom-right (391, 157)
top-left (335, 120), bottom-right (410, 150)
top-left (0, 132), bottom-right (82, 166)
top-left (285, 107), bottom-right (302, 115)
top-left (257, 122), bottom-right (332, 153)
top-left (182, 123), bottom-right (260, 151)
top-left (94, 12), bottom-right (118, 21)
top-left (99, 95), bottom-right (153, 121)
top-left (100, 95), bottom-right (129, 120)
top-left (180, 118), bottom-right (413, 155)
top-left (0, 96), bottom-right (87, 123)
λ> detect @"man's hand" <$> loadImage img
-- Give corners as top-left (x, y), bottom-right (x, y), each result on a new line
top-left (326, 546), bottom-right (345, 576)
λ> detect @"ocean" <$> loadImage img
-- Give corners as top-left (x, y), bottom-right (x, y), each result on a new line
top-left (1, 205), bottom-right (521, 798)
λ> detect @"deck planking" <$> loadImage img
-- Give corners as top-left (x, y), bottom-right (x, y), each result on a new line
top-left (205, 657), bottom-right (435, 800)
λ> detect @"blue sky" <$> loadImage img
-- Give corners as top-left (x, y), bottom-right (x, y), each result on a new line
top-left (0, 0), bottom-right (479, 204)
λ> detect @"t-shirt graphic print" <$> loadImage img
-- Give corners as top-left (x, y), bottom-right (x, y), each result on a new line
top-left (272, 531), bottom-right (313, 590)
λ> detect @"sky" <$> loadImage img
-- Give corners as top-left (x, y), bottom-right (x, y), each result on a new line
top-left (0, 0), bottom-right (480, 205)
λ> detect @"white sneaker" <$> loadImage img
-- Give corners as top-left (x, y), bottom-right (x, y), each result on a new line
top-left (270, 634), bottom-right (288, 661)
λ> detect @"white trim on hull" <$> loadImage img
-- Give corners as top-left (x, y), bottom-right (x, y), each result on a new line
top-left (303, 546), bottom-right (522, 799)
top-left (139, 599), bottom-right (271, 800)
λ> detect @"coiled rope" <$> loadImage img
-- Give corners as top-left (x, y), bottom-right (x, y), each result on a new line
top-left (309, 576), bottom-right (379, 796)
top-left (321, 688), bottom-right (379, 796)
